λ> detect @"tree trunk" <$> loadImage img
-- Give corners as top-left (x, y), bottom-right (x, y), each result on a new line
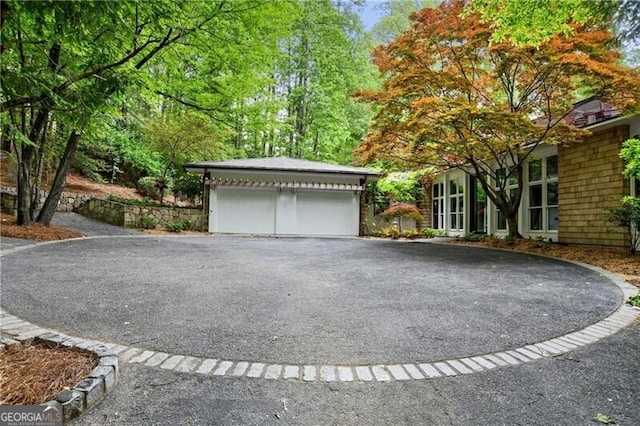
top-left (37, 129), bottom-right (81, 225)
top-left (505, 212), bottom-right (522, 239)
top-left (16, 148), bottom-right (35, 225)
top-left (16, 107), bottom-right (49, 225)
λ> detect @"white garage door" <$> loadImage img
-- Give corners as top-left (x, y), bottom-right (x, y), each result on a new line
top-left (214, 187), bottom-right (277, 234)
top-left (296, 190), bottom-right (356, 236)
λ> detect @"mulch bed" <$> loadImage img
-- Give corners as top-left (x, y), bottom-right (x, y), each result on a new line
top-left (1, 212), bottom-right (85, 241)
top-left (452, 238), bottom-right (640, 288)
top-left (0, 341), bottom-right (97, 405)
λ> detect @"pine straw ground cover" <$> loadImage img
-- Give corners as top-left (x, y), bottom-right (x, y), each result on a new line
top-left (1, 212), bottom-right (85, 240)
top-left (0, 341), bottom-right (97, 405)
top-left (451, 238), bottom-right (640, 289)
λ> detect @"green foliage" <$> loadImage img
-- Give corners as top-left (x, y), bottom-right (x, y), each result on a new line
top-left (381, 226), bottom-right (400, 239)
top-left (464, 232), bottom-right (489, 242)
top-left (143, 113), bottom-right (228, 181)
top-left (627, 293), bottom-right (640, 307)
top-left (138, 215), bottom-right (158, 230)
top-left (165, 219), bottom-right (194, 233)
top-left (370, 0), bottom-right (438, 45)
top-left (465, 0), bottom-right (613, 46)
top-left (136, 176), bottom-right (163, 200)
top-left (423, 228), bottom-right (448, 238)
top-left (401, 228), bottom-right (420, 239)
top-left (376, 171), bottom-right (427, 203)
top-left (173, 173), bottom-right (203, 206)
top-left (620, 138), bottom-right (640, 179)
top-left (605, 196), bottom-right (640, 255)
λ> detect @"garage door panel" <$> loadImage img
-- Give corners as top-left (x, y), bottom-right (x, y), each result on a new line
top-left (296, 191), bottom-right (355, 236)
top-left (215, 188), bottom-right (276, 234)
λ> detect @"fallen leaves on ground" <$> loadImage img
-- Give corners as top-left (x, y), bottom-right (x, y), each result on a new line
top-left (452, 238), bottom-right (640, 288)
top-left (1, 212), bottom-right (85, 241)
top-left (0, 341), bottom-right (97, 405)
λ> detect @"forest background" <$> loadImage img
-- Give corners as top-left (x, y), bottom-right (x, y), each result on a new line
top-left (0, 0), bottom-right (637, 225)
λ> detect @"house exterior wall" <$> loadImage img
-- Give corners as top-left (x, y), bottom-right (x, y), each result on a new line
top-left (557, 125), bottom-right (629, 247)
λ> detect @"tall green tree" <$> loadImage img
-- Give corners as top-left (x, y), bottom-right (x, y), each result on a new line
top-left (0, 0), bottom-right (296, 225)
top-left (230, 0), bottom-right (376, 164)
top-left (370, 0), bottom-right (437, 45)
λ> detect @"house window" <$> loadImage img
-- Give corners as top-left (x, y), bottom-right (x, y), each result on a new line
top-left (449, 177), bottom-right (464, 231)
top-left (528, 155), bottom-right (558, 232)
top-left (432, 182), bottom-right (445, 229)
top-left (495, 168), bottom-right (518, 231)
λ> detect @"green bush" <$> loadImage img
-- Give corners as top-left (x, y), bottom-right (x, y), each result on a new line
top-left (136, 176), bottom-right (162, 199)
top-left (605, 196), bottom-right (640, 255)
top-left (138, 215), bottom-right (157, 229)
top-left (165, 219), bottom-right (194, 233)
top-left (423, 228), bottom-right (448, 238)
top-left (173, 173), bottom-right (202, 205)
top-left (165, 220), bottom-right (185, 233)
top-left (463, 232), bottom-right (488, 242)
top-left (381, 226), bottom-right (400, 239)
top-left (627, 293), bottom-right (640, 307)
top-left (401, 229), bottom-right (420, 239)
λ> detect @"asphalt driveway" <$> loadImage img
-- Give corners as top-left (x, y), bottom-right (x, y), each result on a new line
top-left (1, 228), bottom-right (638, 425)
top-left (0, 236), bottom-right (621, 365)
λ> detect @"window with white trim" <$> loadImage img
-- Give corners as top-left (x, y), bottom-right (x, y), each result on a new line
top-left (432, 182), bottom-right (445, 229)
top-left (449, 176), bottom-right (464, 231)
top-left (528, 155), bottom-right (558, 232)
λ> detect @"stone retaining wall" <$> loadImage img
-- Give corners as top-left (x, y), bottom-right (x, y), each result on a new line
top-left (1, 187), bottom-right (205, 231)
top-left (0, 186), bottom-right (92, 214)
top-left (77, 198), bottom-right (205, 230)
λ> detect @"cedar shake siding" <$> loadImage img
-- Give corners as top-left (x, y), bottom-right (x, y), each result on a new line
top-left (558, 125), bottom-right (629, 247)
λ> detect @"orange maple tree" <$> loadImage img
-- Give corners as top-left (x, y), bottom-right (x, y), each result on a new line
top-left (355, 0), bottom-right (640, 237)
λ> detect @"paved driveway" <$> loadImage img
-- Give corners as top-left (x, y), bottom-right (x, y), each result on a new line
top-left (0, 236), bottom-right (621, 365)
top-left (1, 233), bottom-right (638, 425)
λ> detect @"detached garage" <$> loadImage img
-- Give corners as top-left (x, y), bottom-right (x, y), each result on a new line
top-left (183, 157), bottom-right (379, 237)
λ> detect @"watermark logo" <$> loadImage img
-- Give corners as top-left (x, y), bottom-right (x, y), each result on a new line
top-left (0, 405), bottom-right (62, 426)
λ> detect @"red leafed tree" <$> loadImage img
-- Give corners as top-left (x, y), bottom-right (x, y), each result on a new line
top-left (355, 0), bottom-right (640, 238)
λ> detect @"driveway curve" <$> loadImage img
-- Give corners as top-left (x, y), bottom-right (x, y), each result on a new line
top-left (0, 236), bottom-right (621, 365)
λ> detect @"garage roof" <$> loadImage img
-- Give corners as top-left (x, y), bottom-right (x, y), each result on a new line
top-left (184, 157), bottom-right (380, 178)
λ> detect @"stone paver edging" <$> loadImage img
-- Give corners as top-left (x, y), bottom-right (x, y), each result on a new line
top-left (0, 313), bottom-right (118, 423)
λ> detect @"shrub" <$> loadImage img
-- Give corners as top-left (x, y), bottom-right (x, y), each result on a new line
top-left (423, 228), bottom-right (448, 238)
top-left (401, 229), bottom-right (420, 239)
top-left (464, 232), bottom-right (488, 242)
top-left (627, 293), bottom-right (640, 307)
top-left (381, 226), bottom-right (400, 239)
top-left (138, 215), bottom-right (157, 229)
top-left (166, 220), bottom-right (186, 233)
top-left (173, 173), bottom-right (202, 206)
top-left (605, 196), bottom-right (640, 255)
top-left (165, 219), bottom-right (194, 233)
top-left (136, 176), bottom-right (162, 199)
